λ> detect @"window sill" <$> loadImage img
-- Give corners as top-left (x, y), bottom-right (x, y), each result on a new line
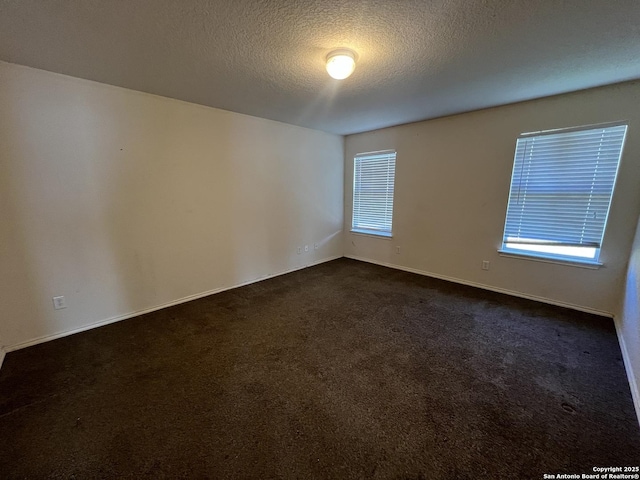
top-left (498, 249), bottom-right (603, 269)
top-left (350, 229), bottom-right (393, 239)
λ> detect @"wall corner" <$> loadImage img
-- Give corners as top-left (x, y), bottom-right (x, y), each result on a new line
top-left (613, 315), bottom-right (640, 427)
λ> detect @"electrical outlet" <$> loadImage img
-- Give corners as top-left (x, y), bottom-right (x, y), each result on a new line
top-left (304, 245), bottom-right (309, 252)
top-left (482, 260), bottom-right (490, 271)
top-left (396, 246), bottom-right (401, 254)
top-left (297, 247), bottom-right (301, 254)
top-left (52, 296), bottom-right (66, 310)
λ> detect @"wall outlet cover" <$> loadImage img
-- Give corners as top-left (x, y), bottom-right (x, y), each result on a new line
top-left (53, 296), bottom-right (67, 310)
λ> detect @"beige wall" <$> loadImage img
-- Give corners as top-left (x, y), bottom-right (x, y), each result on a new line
top-left (344, 81), bottom-right (640, 316)
top-left (1, 61), bottom-right (639, 420)
top-left (0, 61), bottom-right (344, 350)
top-left (618, 216), bottom-right (640, 423)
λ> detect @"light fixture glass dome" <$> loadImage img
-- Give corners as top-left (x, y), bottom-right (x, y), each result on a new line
top-left (326, 49), bottom-right (356, 80)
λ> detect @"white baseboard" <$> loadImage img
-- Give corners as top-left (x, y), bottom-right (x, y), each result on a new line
top-left (345, 255), bottom-right (614, 318)
top-left (5, 253), bottom-right (637, 428)
top-left (5, 255), bottom-right (342, 354)
top-left (347, 255), bottom-right (639, 426)
top-left (613, 317), bottom-right (640, 427)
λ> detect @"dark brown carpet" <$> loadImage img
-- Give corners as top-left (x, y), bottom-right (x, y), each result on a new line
top-left (0, 258), bottom-right (638, 479)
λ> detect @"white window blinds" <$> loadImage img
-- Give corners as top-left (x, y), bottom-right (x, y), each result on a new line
top-left (352, 151), bottom-right (396, 236)
top-left (502, 123), bottom-right (627, 252)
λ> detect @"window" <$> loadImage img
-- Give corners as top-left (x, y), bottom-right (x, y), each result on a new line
top-left (500, 122), bottom-right (627, 264)
top-left (352, 150), bottom-right (396, 237)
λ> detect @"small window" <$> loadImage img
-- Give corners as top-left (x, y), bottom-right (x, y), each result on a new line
top-left (352, 150), bottom-right (396, 237)
top-left (500, 122), bottom-right (627, 264)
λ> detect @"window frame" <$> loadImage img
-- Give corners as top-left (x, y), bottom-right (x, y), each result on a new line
top-left (351, 150), bottom-right (397, 238)
top-left (498, 121), bottom-right (628, 266)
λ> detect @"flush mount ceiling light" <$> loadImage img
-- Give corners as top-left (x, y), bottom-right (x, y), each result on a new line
top-left (326, 49), bottom-right (356, 80)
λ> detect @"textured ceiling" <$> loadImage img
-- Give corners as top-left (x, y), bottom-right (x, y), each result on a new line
top-left (1, 0), bottom-right (639, 135)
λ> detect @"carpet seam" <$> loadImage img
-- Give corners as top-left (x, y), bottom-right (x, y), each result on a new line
top-left (0, 393), bottom-right (60, 420)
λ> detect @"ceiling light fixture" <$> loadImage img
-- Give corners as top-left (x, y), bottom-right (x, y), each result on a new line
top-left (326, 49), bottom-right (356, 80)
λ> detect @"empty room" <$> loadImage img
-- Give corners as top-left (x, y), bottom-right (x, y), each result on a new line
top-left (1, 0), bottom-right (640, 478)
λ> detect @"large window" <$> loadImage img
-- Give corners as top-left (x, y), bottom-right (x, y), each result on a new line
top-left (500, 122), bottom-right (627, 264)
top-left (352, 150), bottom-right (396, 237)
